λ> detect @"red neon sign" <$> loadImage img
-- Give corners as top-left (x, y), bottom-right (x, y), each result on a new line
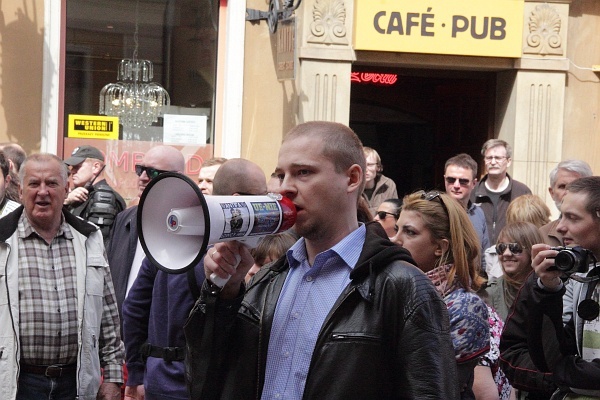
top-left (351, 72), bottom-right (398, 85)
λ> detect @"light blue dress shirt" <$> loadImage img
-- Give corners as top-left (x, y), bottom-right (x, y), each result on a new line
top-left (261, 224), bottom-right (366, 400)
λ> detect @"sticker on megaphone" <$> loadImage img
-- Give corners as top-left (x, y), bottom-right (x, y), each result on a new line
top-left (166, 194), bottom-right (296, 288)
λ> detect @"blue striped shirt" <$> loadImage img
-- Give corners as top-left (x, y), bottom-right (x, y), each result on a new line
top-left (261, 224), bottom-right (366, 400)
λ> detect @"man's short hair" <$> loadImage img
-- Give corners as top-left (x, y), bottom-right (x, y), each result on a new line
top-left (566, 176), bottom-right (600, 219)
top-left (549, 160), bottom-right (593, 188)
top-left (19, 153), bottom-right (69, 185)
top-left (0, 150), bottom-right (9, 179)
top-left (284, 121), bottom-right (366, 197)
top-left (481, 139), bottom-right (512, 159)
top-left (363, 147), bottom-right (382, 170)
top-left (0, 143), bottom-right (26, 171)
top-left (202, 157), bottom-right (227, 168)
top-left (444, 153), bottom-right (478, 178)
top-left (285, 122), bottom-right (366, 173)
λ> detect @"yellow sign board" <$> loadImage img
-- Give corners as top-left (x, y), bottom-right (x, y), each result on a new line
top-left (67, 115), bottom-right (119, 140)
top-left (354, 0), bottom-right (524, 58)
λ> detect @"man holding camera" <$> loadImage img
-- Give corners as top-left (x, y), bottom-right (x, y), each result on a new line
top-left (500, 176), bottom-right (600, 398)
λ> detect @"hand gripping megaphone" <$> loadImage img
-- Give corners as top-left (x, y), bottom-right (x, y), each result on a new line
top-left (137, 172), bottom-right (296, 280)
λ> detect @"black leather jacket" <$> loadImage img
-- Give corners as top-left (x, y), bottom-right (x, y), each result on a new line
top-left (185, 222), bottom-right (459, 399)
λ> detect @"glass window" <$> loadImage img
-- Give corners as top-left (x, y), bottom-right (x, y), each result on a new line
top-left (64, 0), bottom-right (219, 203)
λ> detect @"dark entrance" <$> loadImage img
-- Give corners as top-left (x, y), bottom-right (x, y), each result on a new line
top-left (350, 66), bottom-right (495, 198)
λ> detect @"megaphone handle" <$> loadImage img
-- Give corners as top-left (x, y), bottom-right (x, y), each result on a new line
top-left (209, 253), bottom-right (242, 289)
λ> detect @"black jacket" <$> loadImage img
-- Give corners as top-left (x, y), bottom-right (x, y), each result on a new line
top-left (184, 222), bottom-right (460, 399)
top-left (106, 205), bottom-right (138, 324)
top-left (471, 173), bottom-right (531, 244)
top-left (501, 271), bottom-right (600, 398)
top-left (69, 179), bottom-right (126, 246)
top-left (499, 272), bottom-right (563, 399)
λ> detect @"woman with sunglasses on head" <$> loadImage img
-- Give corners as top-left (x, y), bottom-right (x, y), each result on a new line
top-left (393, 190), bottom-right (489, 399)
top-left (373, 198), bottom-right (402, 239)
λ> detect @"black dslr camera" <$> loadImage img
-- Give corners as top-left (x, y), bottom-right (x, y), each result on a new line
top-left (550, 246), bottom-right (594, 276)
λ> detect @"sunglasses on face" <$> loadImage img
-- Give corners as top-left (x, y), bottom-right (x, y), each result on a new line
top-left (376, 211), bottom-right (399, 220)
top-left (495, 242), bottom-right (524, 255)
top-left (135, 164), bottom-right (170, 179)
top-left (445, 176), bottom-right (471, 187)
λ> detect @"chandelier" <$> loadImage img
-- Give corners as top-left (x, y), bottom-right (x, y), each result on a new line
top-left (99, 1), bottom-right (170, 128)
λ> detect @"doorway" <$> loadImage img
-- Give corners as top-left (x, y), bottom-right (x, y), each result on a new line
top-left (350, 66), bottom-right (496, 198)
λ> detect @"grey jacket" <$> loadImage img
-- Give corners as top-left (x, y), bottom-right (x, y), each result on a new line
top-left (362, 174), bottom-right (398, 215)
top-left (0, 207), bottom-right (124, 400)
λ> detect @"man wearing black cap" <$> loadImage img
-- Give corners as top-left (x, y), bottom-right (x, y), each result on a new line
top-left (64, 145), bottom-right (125, 245)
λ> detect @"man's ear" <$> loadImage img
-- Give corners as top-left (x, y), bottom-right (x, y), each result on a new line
top-left (434, 238), bottom-right (450, 257)
top-left (92, 161), bottom-right (103, 174)
top-left (5, 173), bottom-right (11, 186)
top-left (347, 164), bottom-right (362, 193)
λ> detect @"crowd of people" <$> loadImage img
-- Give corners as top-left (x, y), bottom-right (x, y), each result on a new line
top-left (0, 123), bottom-right (599, 399)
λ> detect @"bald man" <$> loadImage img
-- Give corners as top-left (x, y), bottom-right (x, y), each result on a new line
top-left (212, 158), bottom-right (268, 196)
top-left (106, 145), bottom-right (186, 323)
top-left (122, 158), bottom-right (266, 400)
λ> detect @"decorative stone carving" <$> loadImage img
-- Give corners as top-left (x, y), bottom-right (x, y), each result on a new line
top-left (524, 4), bottom-right (563, 56)
top-left (307, 0), bottom-right (348, 45)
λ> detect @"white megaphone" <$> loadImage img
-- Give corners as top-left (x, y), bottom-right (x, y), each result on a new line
top-left (137, 172), bottom-right (296, 283)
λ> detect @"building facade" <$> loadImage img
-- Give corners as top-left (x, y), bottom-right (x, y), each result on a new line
top-left (1, 0), bottom-right (597, 214)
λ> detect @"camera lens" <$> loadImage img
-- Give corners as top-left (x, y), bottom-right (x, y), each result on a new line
top-left (553, 247), bottom-right (591, 275)
top-left (555, 251), bottom-right (577, 272)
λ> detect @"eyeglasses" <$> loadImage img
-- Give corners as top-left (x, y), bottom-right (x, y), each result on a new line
top-left (444, 176), bottom-right (471, 187)
top-left (484, 156), bottom-right (508, 163)
top-left (420, 190), bottom-right (448, 216)
top-left (135, 164), bottom-right (170, 179)
top-left (366, 162), bottom-right (379, 170)
top-left (376, 211), bottom-right (399, 220)
top-left (495, 242), bottom-right (524, 255)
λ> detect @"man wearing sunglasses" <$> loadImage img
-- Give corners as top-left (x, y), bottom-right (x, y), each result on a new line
top-left (472, 139), bottom-right (531, 244)
top-left (444, 153), bottom-right (490, 275)
top-left (107, 145), bottom-right (186, 327)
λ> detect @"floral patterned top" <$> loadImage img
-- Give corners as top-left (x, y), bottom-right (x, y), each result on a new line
top-left (478, 306), bottom-right (513, 400)
top-left (427, 264), bottom-right (490, 362)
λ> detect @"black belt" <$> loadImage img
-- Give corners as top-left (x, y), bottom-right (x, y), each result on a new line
top-left (20, 363), bottom-right (77, 378)
top-left (140, 343), bottom-right (185, 362)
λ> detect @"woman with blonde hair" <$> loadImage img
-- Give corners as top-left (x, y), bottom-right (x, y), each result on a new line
top-left (393, 190), bottom-right (489, 399)
top-left (485, 194), bottom-right (550, 279)
top-left (486, 222), bottom-right (544, 320)
top-left (506, 194), bottom-right (551, 227)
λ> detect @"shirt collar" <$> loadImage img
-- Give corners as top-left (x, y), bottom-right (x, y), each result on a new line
top-left (287, 223), bottom-right (366, 270)
top-left (19, 212), bottom-right (73, 240)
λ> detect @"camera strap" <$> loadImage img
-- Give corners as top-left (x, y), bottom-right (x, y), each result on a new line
top-left (569, 259), bottom-right (600, 284)
top-left (577, 265), bottom-right (600, 321)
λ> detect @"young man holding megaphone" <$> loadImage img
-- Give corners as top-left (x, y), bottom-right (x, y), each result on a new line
top-left (184, 121), bottom-right (460, 399)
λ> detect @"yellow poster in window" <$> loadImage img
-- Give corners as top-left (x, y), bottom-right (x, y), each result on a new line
top-left (67, 115), bottom-right (119, 140)
top-left (354, 0), bottom-right (524, 58)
